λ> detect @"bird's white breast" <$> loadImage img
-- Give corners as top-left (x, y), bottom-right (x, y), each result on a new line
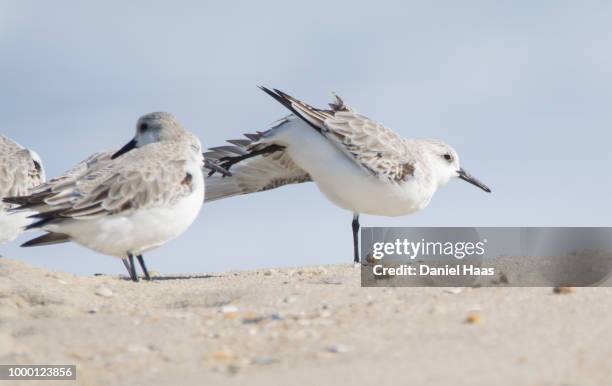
top-left (43, 159), bottom-right (205, 258)
top-left (268, 119), bottom-right (436, 216)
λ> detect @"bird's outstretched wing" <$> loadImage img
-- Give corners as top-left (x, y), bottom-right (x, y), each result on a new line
top-left (204, 127), bottom-right (311, 202)
top-left (259, 88), bottom-right (416, 183)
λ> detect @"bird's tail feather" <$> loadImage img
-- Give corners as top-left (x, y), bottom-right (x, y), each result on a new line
top-left (21, 232), bottom-right (70, 247)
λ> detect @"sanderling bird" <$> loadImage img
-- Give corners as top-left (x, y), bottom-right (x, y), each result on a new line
top-left (0, 135), bottom-right (45, 244)
top-left (11, 140), bottom-right (228, 217)
top-left (206, 87), bottom-right (491, 263)
top-left (5, 113), bottom-right (210, 281)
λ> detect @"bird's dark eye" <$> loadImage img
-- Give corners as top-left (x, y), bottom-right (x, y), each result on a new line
top-left (139, 122), bottom-right (148, 132)
top-left (443, 154), bottom-right (452, 162)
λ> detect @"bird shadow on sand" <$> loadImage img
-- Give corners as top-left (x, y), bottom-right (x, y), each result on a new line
top-left (95, 273), bottom-right (219, 281)
top-left (149, 274), bottom-right (218, 281)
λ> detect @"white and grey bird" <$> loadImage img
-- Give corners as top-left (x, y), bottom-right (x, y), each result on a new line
top-left (11, 132), bottom-right (228, 216)
top-left (0, 135), bottom-right (45, 244)
top-left (5, 113), bottom-right (209, 281)
top-left (205, 88), bottom-right (491, 262)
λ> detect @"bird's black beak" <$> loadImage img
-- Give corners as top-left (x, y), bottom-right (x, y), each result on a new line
top-left (111, 138), bottom-right (137, 159)
top-left (457, 168), bottom-right (491, 193)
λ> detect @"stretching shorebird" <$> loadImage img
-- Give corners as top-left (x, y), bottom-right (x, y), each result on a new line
top-left (205, 88), bottom-right (491, 263)
top-left (5, 113), bottom-right (216, 281)
top-left (0, 135), bottom-right (45, 244)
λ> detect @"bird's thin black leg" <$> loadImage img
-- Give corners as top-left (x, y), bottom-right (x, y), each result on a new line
top-left (127, 253), bottom-right (138, 282)
top-left (352, 213), bottom-right (360, 263)
top-left (136, 255), bottom-right (151, 281)
top-left (122, 258), bottom-right (132, 277)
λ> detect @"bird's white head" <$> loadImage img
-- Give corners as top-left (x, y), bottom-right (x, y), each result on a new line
top-left (111, 112), bottom-right (187, 159)
top-left (419, 139), bottom-right (491, 193)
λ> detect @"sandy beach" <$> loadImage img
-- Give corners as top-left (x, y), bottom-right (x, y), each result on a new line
top-left (0, 255), bottom-right (611, 386)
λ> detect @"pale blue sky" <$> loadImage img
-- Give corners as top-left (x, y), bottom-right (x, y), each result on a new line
top-left (1, 1), bottom-right (611, 275)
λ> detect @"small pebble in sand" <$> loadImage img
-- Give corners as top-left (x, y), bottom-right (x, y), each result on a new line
top-left (242, 313), bottom-right (265, 324)
top-left (221, 305), bottom-right (238, 313)
top-left (221, 305), bottom-right (238, 320)
top-left (553, 287), bottom-right (575, 295)
top-left (499, 272), bottom-right (509, 284)
top-left (365, 252), bottom-right (376, 263)
top-left (326, 345), bottom-right (349, 354)
top-left (94, 286), bottom-right (113, 298)
top-left (444, 288), bottom-right (463, 295)
top-left (465, 313), bottom-right (481, 324)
